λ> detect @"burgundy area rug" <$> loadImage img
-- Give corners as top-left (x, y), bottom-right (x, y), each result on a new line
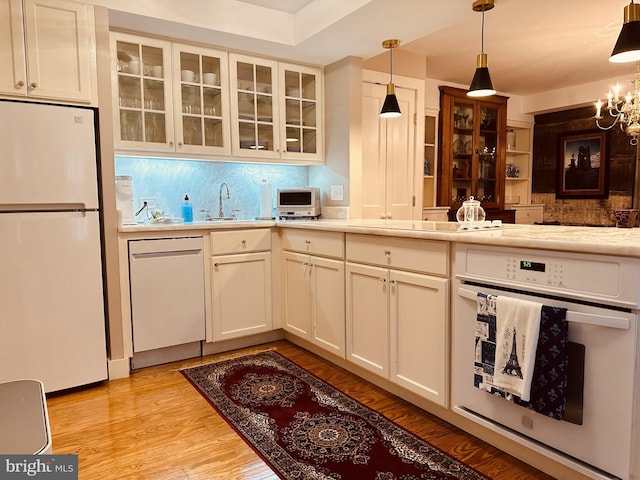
top-left (181, 350), bottom-right (488, 480)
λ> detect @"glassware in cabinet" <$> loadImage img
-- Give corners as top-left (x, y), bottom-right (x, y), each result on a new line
top-left (230, 55), bottom-right (279, 156)
top-left (279, 64), bottom-right (322, 160)
top-left (112, 34), bottom-right (174, 151)
top-left (173, 45), bottom-right (230, 154)
top-left (282, 69), bottom-right (318, 155)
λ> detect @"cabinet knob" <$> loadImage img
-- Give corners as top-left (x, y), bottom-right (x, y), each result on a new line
top-left (169, 141), bottom-right (174, 147)
top-left (384, 250), bottom-right (391, 256)
top-left (177, 141), bottom-right (183, 147)
top-left (29, 82), bottom-right (37, 89)
top-left (379, 277), bottom-right (387, 283)
top-left (15, 80), bottom-right (24, 89)
top-left (241, 239), bottom-right (247, 247)
top-left (389, 279), bottom-right (397, 286)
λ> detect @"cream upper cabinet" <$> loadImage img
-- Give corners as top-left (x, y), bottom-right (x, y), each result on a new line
top-left (0, 0), bottom-right (93, 103)
top-left (229, 53), bottom-right (280, 159)
top-left (229, 53), bottom-right (323, 163)
top-left (110, 34), bottom-right (323, 162)
top-left (112, 34), bottom-right (232, 155)
top-left (172, 43), bottom-right (231, 156)
top-left (111, 33), bottom-right (175, 152)
top-left (359, 73), bottom-right (424, 219)
top-left (278, 62), bottom-right (323, 162)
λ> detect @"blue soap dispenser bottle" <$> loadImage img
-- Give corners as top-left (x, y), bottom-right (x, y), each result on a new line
top-left (182, 195), bottom-right (193, 223)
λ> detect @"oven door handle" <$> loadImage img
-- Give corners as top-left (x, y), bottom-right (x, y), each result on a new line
top-left (457, 286), bottom-right (630, 330)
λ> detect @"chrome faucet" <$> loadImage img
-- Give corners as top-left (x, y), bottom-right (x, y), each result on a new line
top-left (219, 182), bottom-right (230, 218)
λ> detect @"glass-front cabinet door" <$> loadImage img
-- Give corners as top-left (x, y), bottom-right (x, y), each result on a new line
top-left (450, 98), bottom-right (474, 206)
top-left (172, 44), bottom-right (230, 155)
top-left (476, 103), bottom-right (499, 207)
top-left (229, 53), bottom-right (280, 159)
top-left (111, 33), bottom-right (174, 152)
top-left (437, 86), bottom-right (507, 213)
top-left (279, 63), bottom-right (322, 161)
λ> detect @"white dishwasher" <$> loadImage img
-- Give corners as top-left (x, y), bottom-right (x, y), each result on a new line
top-left (129, 237), bottom-right (205, 368)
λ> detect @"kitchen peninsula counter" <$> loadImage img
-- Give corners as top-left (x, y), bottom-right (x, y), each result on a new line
top-left (121, 219), bottom-right (640, 257)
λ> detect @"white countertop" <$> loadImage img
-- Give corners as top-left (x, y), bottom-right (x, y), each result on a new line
top-left (119, 219), bottom-right (640, 257)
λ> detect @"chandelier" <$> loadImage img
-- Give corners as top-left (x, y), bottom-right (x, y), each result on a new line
top-left (595, 65), bottom-right (640, 145)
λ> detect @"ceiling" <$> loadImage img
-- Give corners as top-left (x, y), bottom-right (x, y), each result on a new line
top-left (102, 0), bottom-right (639, 98)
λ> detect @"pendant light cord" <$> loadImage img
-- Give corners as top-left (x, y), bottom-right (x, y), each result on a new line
top-left (481, 10), bottom-right (485, 54)
top-left (389, 47), bottom-right (393, 83)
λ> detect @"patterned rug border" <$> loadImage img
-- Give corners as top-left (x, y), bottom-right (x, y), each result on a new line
top-left (181, 349), bottom-right (489, 480)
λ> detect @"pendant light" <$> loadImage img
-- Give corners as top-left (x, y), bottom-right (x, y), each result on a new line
top-left (610, 1), bottom-right (640, 63)
top-left (380, 39), bottom-right (401, 118)
top-left (467, 0), bottom-right (496, 97)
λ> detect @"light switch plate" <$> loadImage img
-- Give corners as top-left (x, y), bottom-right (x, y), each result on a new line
top-left (330, 185), bottom-right (344, 201)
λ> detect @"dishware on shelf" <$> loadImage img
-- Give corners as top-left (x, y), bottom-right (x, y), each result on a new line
top-left (506, 128), bottom-right (516, 151)
top-left (506, 163), bottom-right (520, 178)
top-left (128, 60), bottom-right (140, 75)
top-left (203, 73), bottom-right (217, 85)
top-left (181, 70), bottom-right (198, 82)
top-left (152, 65), bottom-right (163, 77)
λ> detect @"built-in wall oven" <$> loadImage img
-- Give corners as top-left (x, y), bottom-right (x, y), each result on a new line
top-left (453, 243), bottom-right (640, 480)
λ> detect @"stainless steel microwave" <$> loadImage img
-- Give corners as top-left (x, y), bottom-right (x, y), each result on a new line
top-left (277, 187), bottom-right (321, 219)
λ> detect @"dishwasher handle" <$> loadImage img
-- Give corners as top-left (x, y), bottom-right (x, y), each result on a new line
top-left (131, 249), bottom-right (202, 260)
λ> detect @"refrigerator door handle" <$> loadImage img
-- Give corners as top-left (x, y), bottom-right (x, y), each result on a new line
top-left (0, 203), bottom-right (98, 213)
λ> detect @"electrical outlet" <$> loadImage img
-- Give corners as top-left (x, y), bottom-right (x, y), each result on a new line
top-left (330, 185), bottom-right (344, 201)
top-left (139, 197), bottom-right (157, 209)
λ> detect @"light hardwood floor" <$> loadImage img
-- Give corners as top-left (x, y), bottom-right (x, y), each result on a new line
top-left (46, 340), bottom-right (554, 479)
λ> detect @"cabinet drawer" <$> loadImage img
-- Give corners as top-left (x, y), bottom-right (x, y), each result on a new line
top-left (280, 228), bottom-right (344, 259)
top-left (346, 233), bottom-right (448, 276)
top-left (514, 206), bottom-right (543, 224)
top-left (210, 228), bottom-right (271, 255)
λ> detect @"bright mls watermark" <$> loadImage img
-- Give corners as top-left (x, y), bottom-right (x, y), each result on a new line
top-left (0, 456), bottom-right (77, 479)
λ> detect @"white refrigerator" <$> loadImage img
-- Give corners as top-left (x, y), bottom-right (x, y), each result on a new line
top-left (0, 100), bottom-right (108, 393)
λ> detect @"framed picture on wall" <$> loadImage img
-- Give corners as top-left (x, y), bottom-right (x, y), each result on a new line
top-left (556, 130), bottom-right (608, 198)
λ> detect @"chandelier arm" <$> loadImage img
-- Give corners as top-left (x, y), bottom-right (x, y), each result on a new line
top-left (595, 118), bottom-right (621, 130)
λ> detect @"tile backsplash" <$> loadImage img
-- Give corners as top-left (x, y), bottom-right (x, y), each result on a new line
top-left (115, 156), bottom-right (309, 222)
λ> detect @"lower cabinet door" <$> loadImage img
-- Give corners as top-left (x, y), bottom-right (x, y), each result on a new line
top-left (310, 255), bottom-right (345, 357)
top-left (389, 270), bottom-right (449, 406)
top-left (283, 251), bottom-right (346, 358)
top-left (211, 251), bottom-right (272, 341)
top-left (283, 251), bottom-right (313, 338)
top-left (345, 262), bottom-right (390, 377)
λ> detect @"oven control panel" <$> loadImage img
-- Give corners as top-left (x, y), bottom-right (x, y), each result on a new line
top-left (505, 257), bottom-right (563, 285)
top-left (455, 244), bottom-right (640, 307)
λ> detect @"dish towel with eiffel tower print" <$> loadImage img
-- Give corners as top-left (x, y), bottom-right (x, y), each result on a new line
top-left (492, 295), bottom-right (543, 401)
top-left (475, 293), bottom-right (569, 420)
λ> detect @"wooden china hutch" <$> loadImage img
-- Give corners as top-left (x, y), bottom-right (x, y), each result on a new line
top-left (437, 86), bottom-right (515, 223)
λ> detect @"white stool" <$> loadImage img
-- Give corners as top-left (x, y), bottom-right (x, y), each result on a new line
top-left (0, 380), bottom-right (51, 454)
